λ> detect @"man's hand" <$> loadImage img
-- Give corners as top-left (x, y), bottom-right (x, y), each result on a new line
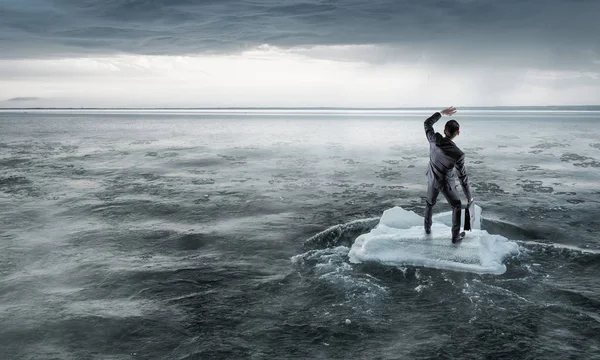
top-left (440, 106), bottom-right (457, 116)
top-left (467, 198), bottom-right (474, 205)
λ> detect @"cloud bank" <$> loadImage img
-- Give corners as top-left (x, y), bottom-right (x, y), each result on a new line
top-left (1, 0), bottom-right (598, 69)
top-left (0, 0), bottom-right (598, 107)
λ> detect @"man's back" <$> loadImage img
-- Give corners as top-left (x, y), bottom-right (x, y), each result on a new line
top-left (428, 132), bottom-right (464, 185)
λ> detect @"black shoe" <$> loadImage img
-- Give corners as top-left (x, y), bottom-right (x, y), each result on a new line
top-left (425, 228), bottom-right (431, 235)
top-left (452, 232), bottom-right (466, 244)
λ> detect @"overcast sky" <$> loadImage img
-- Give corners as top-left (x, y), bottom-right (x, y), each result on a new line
top-left (1, 0), bottom-right (599, 107)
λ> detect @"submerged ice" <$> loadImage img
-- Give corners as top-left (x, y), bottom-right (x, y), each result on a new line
top-left (348, 206), bottom-right (519, 275)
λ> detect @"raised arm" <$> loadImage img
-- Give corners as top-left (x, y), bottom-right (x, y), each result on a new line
top-left (424, 112), bottom-right (442, 143)
top-left (455, 154), bottom-right (473, 201)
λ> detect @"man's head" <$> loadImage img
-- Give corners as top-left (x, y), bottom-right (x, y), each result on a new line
top-left (444, 120), bottom-right (460, 139)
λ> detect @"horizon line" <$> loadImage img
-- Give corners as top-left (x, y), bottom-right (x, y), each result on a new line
top-left (2, 105), bottom-right (600, 110)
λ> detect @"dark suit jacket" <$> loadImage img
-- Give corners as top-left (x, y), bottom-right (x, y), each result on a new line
top-left (424, 112), bottom-right (472, 200)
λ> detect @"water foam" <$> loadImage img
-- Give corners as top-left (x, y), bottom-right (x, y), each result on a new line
top-left (348, 206), bottom-right (519, 275)
top-left (291, 246), bottom-right (387, 300)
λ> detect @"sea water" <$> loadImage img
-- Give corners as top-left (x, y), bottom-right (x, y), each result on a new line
top-left (1, 109), bottom-right (599, 359)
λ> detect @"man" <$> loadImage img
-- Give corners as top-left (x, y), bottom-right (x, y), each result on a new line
top-left (424, 106), bottom-right (473, 243)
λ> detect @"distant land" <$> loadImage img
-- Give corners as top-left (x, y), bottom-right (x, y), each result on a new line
top-left (1, 106), bottom-right (600, 111)
top-left (6, 97), bottom-right (42, 102)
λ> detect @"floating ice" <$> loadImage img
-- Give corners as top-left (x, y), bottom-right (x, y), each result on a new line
top-left (348, 206), bottom-right (519, 275)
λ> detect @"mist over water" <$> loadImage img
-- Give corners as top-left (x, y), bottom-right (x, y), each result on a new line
top-left (1, 109), bottom-right (599, 359)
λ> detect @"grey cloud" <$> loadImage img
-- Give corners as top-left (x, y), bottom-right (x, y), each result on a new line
top-left (0, 0), bottom-right (599, 71)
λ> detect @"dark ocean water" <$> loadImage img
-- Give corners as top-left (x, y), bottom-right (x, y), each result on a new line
top-left (1, 109), bottom-right (599, 359)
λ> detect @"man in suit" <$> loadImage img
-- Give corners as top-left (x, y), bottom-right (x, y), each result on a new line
top-left (424, 106), bottom-right (474, 243)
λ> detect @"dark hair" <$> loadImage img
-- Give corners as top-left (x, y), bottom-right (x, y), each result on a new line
top-left (444, 120), bottom-right (460, 139)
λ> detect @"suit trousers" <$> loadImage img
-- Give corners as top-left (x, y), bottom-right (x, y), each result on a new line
top-left (424, 181), bottom-right (462, 239)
